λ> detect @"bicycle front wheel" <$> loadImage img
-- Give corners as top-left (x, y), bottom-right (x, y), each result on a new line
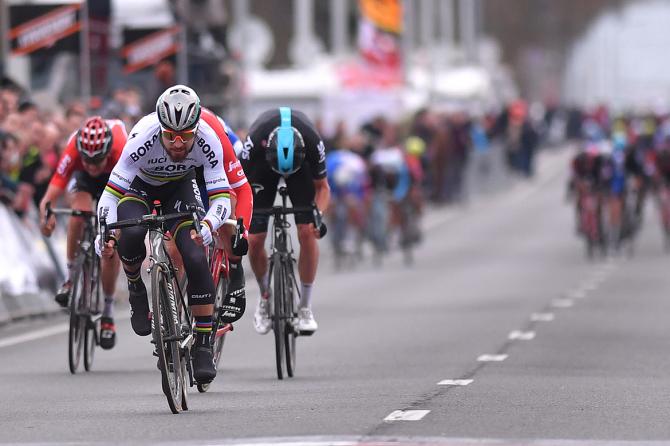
top-left (68, 269), bottom-right (86, 374)
top-left (283, 262), bottom-right (297, 378)
top-left (272, 253), bottom-right (285, 380)
top-left (151, 266), bottom-right (185, 414)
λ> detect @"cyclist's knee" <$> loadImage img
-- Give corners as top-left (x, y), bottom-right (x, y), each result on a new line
top-left (248, 233), bottom-right (266, 255)
top-left (69, 191), bottom-right (92, 210)
top-left (297, 224), bottom-right (316, 244)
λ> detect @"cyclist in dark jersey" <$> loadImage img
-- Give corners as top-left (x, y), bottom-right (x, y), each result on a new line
top-left (241, 107), bottom-right (330, 335)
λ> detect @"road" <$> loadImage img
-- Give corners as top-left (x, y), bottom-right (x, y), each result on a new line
top-left (1, 147), bottom-right (670, 445)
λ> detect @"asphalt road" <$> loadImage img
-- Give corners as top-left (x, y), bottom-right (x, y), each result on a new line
top-left (2, 147), bottom-right (670, 446)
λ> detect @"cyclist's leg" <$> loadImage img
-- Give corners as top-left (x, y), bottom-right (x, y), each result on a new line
top-left (166, 175), bottom-right (217, 382)
top-left (287, 169), bottom-right (319, 332)
top-left (116, 180), bottom-right (152, 335)
top-left (247, 170), bottom-right (279, 334)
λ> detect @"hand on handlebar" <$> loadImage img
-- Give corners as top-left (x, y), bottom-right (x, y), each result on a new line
top-left (95, 234), bottom-right (116, 258)
top-left (40, 202), bottom-right (56, 237)
top-left (191, 220), bottom-right (213, 247)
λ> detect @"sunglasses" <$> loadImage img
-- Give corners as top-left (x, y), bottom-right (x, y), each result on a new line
top-left (161, 128), bottom-right (197, 143)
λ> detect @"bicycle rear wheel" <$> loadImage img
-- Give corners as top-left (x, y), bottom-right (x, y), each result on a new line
top-left (68, 269), bottom-right (86, 374)
top-left (198, 274), bottom-right (228, 393)
top-left (84, 261), bottom-right (99, 372)
top-left (83, 317), bottom-right (98, 372)
top-left (272, 254), bottom-right (285, 380)
top-left (151, 266), bottom-right (185, 414)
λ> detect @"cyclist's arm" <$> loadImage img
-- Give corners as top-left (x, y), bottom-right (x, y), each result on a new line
top-left (313, 178), bottom-right (330, 214)
top-left (202, 146), bottom-right (232, 233)
top-left (96, 145), bottom-right (137, 225)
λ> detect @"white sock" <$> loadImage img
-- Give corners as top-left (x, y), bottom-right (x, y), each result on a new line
top-left (299, 283), bottom-right (313, 309)
top-left (256, 271), bottom-right (270, 297)
top-left (103, 295), bottom-right (114, 318)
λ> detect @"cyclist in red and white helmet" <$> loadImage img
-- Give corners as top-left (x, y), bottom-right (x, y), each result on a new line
top-left (39, 116), bottom-right (127, 350)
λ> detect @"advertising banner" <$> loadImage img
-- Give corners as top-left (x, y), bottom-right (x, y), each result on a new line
top-left (121, 27), bottom-right (180, 74)
top-left (8, 4), bottom-right (81, 56)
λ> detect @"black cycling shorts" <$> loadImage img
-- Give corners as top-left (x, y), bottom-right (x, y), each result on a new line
top-left (248, 162), bottom-right (315, 234)
top-left (67, 171), bottom-right (110, 201)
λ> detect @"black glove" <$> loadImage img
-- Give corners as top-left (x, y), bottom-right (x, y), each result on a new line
top-left (231, 235), bottom-right (248, 256)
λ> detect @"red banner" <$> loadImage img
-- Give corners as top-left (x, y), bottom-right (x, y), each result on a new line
top-left (121, 27), bottom-right (180, 74)
top-left (9, 4), bottom-right (81, 56)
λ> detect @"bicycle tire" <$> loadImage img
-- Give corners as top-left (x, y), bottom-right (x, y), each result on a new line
top-left (84, 259), bottom-right (99, 372)
top-left (198, 275), bottom-right (228, 393)
top-left (68, 268), bottom-right (85, 374)
top-left (151, 266), bottom-right (185, 414)
top-left (272, 253), bottom-right (285, 380)
top-left (283, 262), bottom-right (297, 378)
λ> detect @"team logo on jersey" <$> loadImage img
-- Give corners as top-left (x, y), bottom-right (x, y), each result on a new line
top-left (241, 136), bottom-right (253, 160)
top-left (129, 133), bottom-right (159, 162)
top-left (196, 137), bottom-right (219, 168)
top-left (228, 160), bottom-right (241, 172)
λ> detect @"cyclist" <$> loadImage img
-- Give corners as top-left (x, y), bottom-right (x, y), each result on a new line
top-left (325, 138), bottom-right (369, 262)
top-left (39, 116), bottom-right (125, 350)
top-left (241, 107), bottom-right (330, 335)
top-left (96, 85), bottom-right (233, 384)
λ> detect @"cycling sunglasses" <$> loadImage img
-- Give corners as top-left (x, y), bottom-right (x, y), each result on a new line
top-left (161, 127), bottom-right (197, 143)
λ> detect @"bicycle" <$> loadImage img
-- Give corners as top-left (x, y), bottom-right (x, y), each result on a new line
top-left (45, 203), bottom-right (102, 374)
top-left (102, 201), bottom-right (200, 414)
top-left (255, 186), bottom-right (325, 380)
top-left (197, 218), bottom-right (243, 393)
top-left (577, 182), bottom-right (605, 259)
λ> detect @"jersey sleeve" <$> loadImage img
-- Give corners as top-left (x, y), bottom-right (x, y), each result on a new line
top-left (49, 133), bottom-right (80, 189)
top-left (96, 120), bottom-right (147, 225)
top-left (295, 111), bottom-right (327, 179)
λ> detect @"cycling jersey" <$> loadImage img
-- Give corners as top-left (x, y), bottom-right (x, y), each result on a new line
top-left (326, 150), bottom-right (368, 199)
top-left (49, 119), bottom-right (126, 190)
top-left (370, 147), bottom-right (411, 201)
top-left (242, 108), bottom-right (327, 234)
top-left (199, 108), bottom-right (252, 237)
top-left (97, 113), bottom-right (232, 231)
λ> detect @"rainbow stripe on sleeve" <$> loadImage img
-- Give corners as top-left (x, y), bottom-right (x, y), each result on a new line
top-left (104, 180), bottom-right (128, 199)
top-left (207, 187), bottom-right (230, 201)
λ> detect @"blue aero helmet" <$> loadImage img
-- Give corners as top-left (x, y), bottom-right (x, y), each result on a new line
top-left (266, 107), bottom-right (306, 176)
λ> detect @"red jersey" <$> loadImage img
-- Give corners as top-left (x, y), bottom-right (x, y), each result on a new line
top-left (49, 119), bottom-right (127, 189)
top-left (200, 108), bottom-right (253, 237)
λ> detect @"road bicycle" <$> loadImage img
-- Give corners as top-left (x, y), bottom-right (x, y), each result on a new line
top-left (46, 203), bottom-right (101, 374)
top-left (103, 202), bottom-right (199, 414)
top-left (255, 186), bottom-right (325, 380)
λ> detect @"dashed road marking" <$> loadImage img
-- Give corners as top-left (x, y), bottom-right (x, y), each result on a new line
top-left (437, 379), bottom-right (473, 386)
top-left (508, 330), bottom-right (536, 340)
top-left (384, 410), bottom-right (430, 421)
top-left (531, 312), bottom-right (555, 321)
top-left (552, 298), bottom-right (574, 308)
top-left (477, 354), bottom-right (508, 362)
top-left (569, 289), bottom-right (587, 299)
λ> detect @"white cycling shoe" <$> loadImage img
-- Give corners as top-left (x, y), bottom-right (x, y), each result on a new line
top-left (296, 307), bottom-right (318, 334)
top-left (253, 298), bottom-right (272, 335)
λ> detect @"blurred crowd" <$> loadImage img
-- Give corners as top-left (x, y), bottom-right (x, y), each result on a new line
top-left (0, 72), bottom-right (569, 225)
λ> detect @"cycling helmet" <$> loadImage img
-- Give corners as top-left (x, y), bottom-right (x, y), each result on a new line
top-left (266, 107), bottom-right (306, 176)
top-left (156, 84), bottom-right (201, 131)
top-left (76, 116), bottom-right (112, 163)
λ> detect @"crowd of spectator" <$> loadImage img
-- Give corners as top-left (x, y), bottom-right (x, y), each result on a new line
top-left (1, 72), bottom-right (562, 221)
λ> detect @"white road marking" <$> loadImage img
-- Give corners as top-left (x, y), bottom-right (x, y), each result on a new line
top-left (569, 289), bottom-right (587, 299)
top-left (0, 314), bottom-right (130, 349)
top-left (477, 354), bottom-right (508, 362)
top-left (552, 298), bottom-right (574, 308)
top-left (384, 410), bottom-right (430, 421)
top-left (508, 330), bottom-right (536, 340)
top-left (437, 379), bottom-right (474, 386)
top-left (0, 323), bottom-right (69, 348)
top-left (531, 312), bottom-right (555, 321)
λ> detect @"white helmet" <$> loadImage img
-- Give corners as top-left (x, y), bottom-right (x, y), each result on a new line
top-left (156, 85), bottom-right (201, 131)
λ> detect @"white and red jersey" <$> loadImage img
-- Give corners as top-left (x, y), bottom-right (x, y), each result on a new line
top-left (97, 112), bottom-right (233, 231)
top-left (200, 108), bottom-right (252, 237)
top-left (49, 119), bottom-right (127, 189)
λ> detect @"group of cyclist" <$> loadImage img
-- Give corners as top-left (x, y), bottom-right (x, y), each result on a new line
top-left (324, 119), bottom-right (424, 265)
top-left (38, 85), bottom-right (330, 385)
top-left (569, 111), bottom-right (670, 252)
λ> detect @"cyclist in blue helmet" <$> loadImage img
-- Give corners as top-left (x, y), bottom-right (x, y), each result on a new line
top-left (241, 107), bottom-right (330, 335)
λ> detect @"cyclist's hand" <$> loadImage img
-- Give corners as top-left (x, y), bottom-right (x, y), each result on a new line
top-left (313, 222), bottom-right (327, 239)
top-left (95, 234), bottom-right (116, 258)
top-left (191, 221), bottom-right (213, 246)
top-left (231, 234), bottom-right (248, 256)
top-left (40, 214), bottom-right (55, 237)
